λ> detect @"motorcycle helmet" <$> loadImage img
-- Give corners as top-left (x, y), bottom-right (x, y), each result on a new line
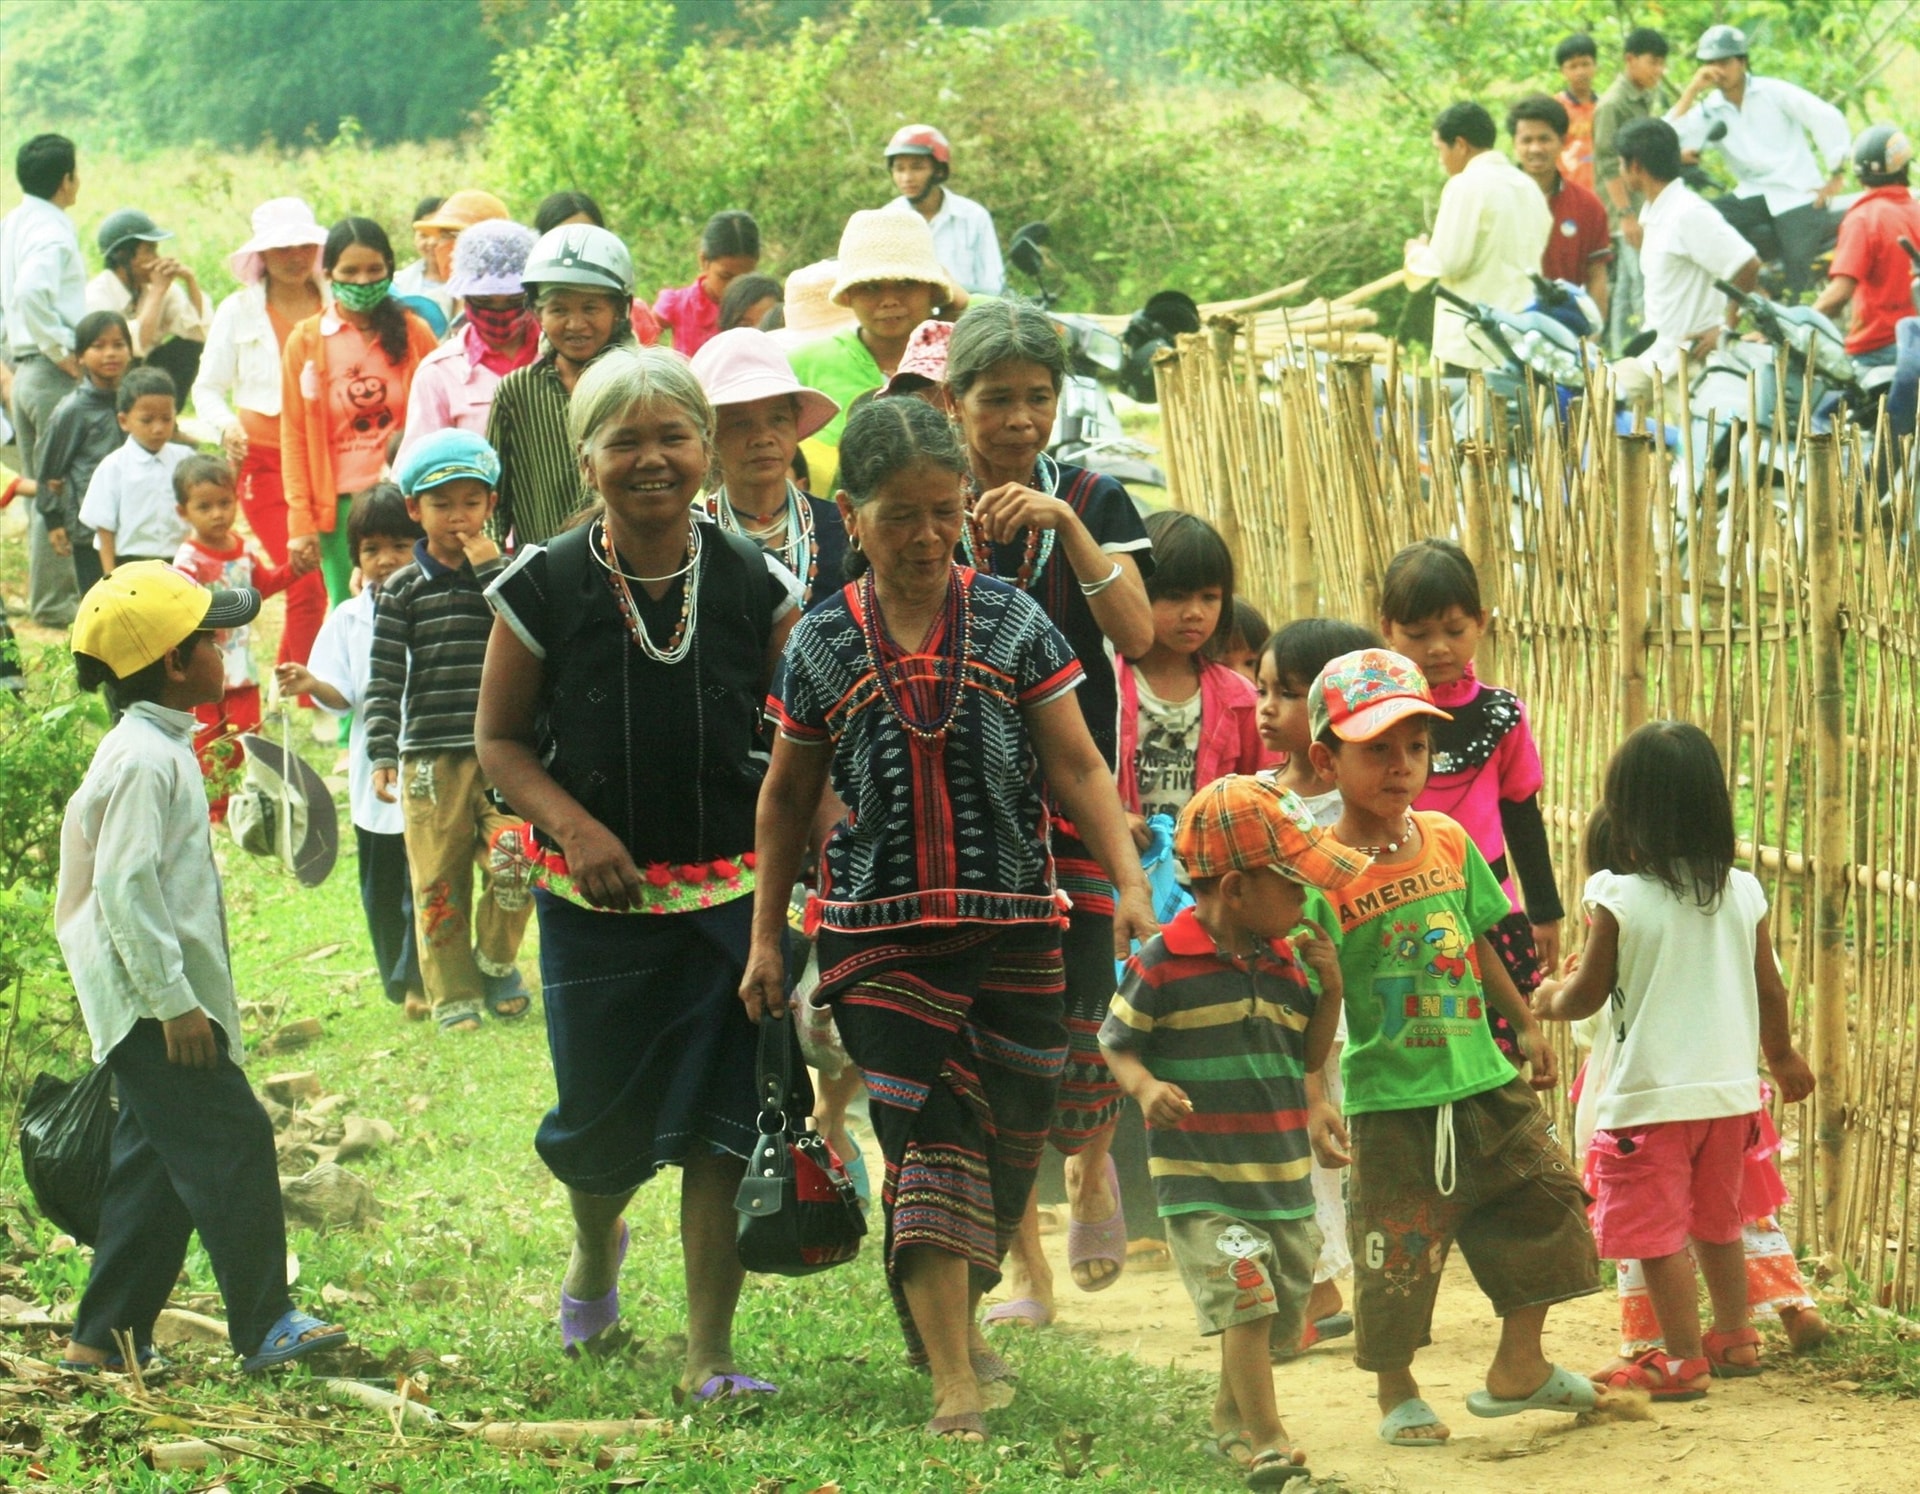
top-left (520, 224), bottom-right (633, 299)
top-left (97, 208), bottom-right (172, 265)
top-left (1852, 123), bottom-right (1913, 183)
top-left (885, 125), bottom-right (952, 166)
top-left (1695, 24), bottom-right (1748, 61)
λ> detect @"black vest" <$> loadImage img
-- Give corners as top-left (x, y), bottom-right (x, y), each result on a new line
top-left (536, 521), bottom-right (773, 866)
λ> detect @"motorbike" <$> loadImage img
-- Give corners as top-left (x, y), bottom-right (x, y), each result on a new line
top-left (1432, 275), bottom-right (1603, 441)
top-left (1006, 221), bottom-right (1199, 491)
top-left (1686, 120), bottom-right (1847, 305)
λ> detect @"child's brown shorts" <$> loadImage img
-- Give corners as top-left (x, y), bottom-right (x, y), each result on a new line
top-left (1347, 1076), bottom-right (1598, 1373)
top-left (1166, 1211), bottom-right (1321, 1338)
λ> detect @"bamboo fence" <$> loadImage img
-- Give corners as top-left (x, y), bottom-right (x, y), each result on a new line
top-left (1155, 317), bottom-right (1920, 1310)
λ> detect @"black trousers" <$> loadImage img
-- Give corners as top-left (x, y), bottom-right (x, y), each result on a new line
top-left (1712, 194), bottom-right (1838, 297)
top-left (356, 827), bottom-right (419, 1001)
top-left (72, 1019), bottom-right (291, 1358)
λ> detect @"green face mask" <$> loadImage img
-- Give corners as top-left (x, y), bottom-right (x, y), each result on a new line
top-left (332, 277), bottom-right (392, 314)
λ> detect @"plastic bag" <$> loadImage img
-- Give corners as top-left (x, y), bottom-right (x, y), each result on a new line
top-left (18, 1064), bottom-right (117, 1245)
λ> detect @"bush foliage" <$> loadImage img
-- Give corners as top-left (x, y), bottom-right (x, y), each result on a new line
top-left (485, 0), bottom-right (1424, 309)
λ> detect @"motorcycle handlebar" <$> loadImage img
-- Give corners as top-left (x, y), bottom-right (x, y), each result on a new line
top-left (1433, 286), bottom-right (1475, 312)
top-left (1900, 236), bottom-right (1920, 270)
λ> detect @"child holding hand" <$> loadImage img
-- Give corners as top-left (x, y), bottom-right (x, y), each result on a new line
top-left (171, 455), bottom-right (315, 815)
top-left (1533, 721), bottom-right (1815, 1399)
top-left (276, 485), bottom-right (425, 1014)
top-left (1101, 776), bottom-right (1370, 1489)
top-left (1301, 648), bottom-right (1599, 1447)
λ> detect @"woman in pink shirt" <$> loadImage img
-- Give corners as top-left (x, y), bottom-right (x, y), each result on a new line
top-left (652, 211), bottom-right (759, 358)
top-left (398, 219), bottom-right (539, 462)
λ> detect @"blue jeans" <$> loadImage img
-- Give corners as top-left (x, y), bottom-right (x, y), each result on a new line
top-left (1886, 318), bottom-right (1920, 441)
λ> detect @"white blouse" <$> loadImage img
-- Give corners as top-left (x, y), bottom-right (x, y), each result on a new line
top-left (192, 281), bottom-right (292, 433)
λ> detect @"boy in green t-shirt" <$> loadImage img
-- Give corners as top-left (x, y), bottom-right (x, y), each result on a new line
top-left (1302, 650), bottom-right (1599, 1449)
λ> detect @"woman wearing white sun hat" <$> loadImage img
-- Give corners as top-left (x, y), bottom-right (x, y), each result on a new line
top-left (789, 210), bottom-right (966, 495)
top-left (192, 197), bottom-right (329, 672)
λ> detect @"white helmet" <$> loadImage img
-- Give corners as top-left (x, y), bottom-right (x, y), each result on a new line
top-left (521, 224), bottom-right (632, 298)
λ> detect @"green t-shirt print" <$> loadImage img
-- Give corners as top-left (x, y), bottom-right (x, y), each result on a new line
top-left (1307, 811), bottom-right (1518, 1115)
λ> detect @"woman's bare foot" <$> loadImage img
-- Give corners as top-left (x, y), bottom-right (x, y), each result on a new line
top-left (1781, 1306), bottom-right (1831, 1352)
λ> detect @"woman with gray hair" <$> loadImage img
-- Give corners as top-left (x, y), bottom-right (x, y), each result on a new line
top-left (944, 299), bottom-right (1159, 1326)
top-left (476, 346), bottom-right (803, 1396)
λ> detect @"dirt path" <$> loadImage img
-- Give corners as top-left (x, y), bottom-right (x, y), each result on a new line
top-left (997, 1225), bottom-right (1920, 1494)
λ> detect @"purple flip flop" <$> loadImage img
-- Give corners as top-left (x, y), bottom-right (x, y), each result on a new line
top-left (691, 1372), bottom-right (779, 1403)
top-left (1067, 1155), bottom-right (1126, 1293)
top-left (560, 1220), bottom-right (630, 1358)
top-left (982, 1297), bottom-right (1051, 1329)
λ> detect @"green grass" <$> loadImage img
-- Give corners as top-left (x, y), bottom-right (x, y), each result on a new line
top-left (0, 689), bottom-right (1240, 1491)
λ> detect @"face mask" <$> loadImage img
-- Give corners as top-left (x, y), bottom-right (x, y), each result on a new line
top-left (332, 277), bottom-right (392, 314)
top-left (466, 299), bottom-right (531, 346)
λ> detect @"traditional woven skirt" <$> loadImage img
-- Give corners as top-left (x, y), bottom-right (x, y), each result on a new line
top-left (532, 889), bottom-right (766, 1195)
top-left (816, 920), bottom-right (1066, 1357)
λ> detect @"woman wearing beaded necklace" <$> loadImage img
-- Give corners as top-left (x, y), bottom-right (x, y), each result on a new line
top-left (942, 300), bottom-right (1159, 1322)
top-left (476, 348), bottom-right (804, 1401)
top-left (743, 399), bottom-right (1155, 1441)
top-left (690, 327), bottom-right (849, 610)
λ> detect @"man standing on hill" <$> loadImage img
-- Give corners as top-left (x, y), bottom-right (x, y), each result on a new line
top-left (1593, 27), bottom-right (1674, 352)
top-left (1508, 94), bottom-right (1612, 320)
top-left (882, 125), bottom-right (1005, 297)
top-left (1667, 24), bottom-right (1850, 296)
top-left (0, 133), bottom-right (86, 627)
top-left (1404, 102), bottom-right (1552, 374)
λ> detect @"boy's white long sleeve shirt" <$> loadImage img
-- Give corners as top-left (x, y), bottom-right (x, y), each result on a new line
top-left (56, 701), bottom-right (244, 1063)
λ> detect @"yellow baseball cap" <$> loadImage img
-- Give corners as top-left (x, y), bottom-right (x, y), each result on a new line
top-left (71, 562), bottom-right (260, 677)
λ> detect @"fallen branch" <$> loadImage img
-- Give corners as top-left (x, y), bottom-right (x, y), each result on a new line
top-left (321, 1377), bottom-right (440, 1425)
top-left (473, 1418), bottom-right (672, 1449)
top-left (141, 1437), bottom-right (277, 1472)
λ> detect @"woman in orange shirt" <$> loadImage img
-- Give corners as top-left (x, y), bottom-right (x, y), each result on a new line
top-left (282, 218), bottom-right (439, 603)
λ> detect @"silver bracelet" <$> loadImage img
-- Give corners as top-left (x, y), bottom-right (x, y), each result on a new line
top-left (1079, 560), bottom-right (1124, 597)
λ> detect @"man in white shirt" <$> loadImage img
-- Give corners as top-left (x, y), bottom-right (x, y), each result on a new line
top-left (1609, 118), bottom-right (1760, 406)
top-left (1403, 102), bottom-right (1553, 372)
top-left (84, 208), bottom-right (209, 399)
top-left (1667, 25), bottom-right (1850, 295)
top-left (882, 124), bottom-right (1004, 297)
top-left (0, 133), bottom-right (86, 625)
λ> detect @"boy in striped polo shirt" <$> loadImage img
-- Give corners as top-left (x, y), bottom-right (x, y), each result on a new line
top-left (367, 429), bottom-right (532, 1032)
top-left (1101, 777), bottom-right (1370, 1489)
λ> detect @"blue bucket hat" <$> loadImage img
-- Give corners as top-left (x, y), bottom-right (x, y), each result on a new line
top-left (395, 428), bottom-right (501, 496)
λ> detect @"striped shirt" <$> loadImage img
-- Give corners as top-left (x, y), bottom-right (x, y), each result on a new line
top-left (365, 540), bottom-right (504, 768)
top-left (485, 339), bottom-right (629, 547)
top-left (1100, 908), bottom-right (1318, 1221)
top-left (775, 568), bottom-right (1083, 933)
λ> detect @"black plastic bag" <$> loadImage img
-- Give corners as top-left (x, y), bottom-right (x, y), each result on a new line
top-left (18, 1065), bottom-right (117, 1245)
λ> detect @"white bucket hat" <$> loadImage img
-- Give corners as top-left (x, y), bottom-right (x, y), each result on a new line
top-left (690, 328), bottom-right (840, 442)
top-left (227, 197), bottom-right (328, 286)
top-left (771, 259), bottom-right (860, 346)
top-left (830, 210), bottom-right (958, 306)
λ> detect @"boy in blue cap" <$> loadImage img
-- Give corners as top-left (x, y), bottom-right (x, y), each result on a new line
top-left (58, 563), bottom-right (346, 1376)
top-left (366, 429), bottom-right (533, 1031)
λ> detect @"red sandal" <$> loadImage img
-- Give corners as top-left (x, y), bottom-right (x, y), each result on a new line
top-left (1703, 1326), bottom-right (1764, 1377)
top-left (1592, 1347), bottom-right (1712, 1402)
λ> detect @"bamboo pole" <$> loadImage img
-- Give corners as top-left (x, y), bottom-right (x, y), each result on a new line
top-left (1805, 434), bottom-right (1851, 1250)
top-left (1614, 432), bottom-right (1653, 732)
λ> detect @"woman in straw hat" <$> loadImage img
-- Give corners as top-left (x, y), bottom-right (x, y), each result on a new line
top-left (789, 210), bottom-right (966, 495)
top-left (394, 188), bottom-right (509, 324)
top-left (190, 197), bottom-right (329, 674)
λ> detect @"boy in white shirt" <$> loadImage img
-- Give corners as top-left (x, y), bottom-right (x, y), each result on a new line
top-left (56, 563), bottom-right (346, 1377)
top-left (277, 485), bottom-right (426, 1016)
top-left (76, 366), bottom-right (193, 569)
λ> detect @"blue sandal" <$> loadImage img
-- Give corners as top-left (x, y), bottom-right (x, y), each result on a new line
top-left (242, 1309), bottom-right (346, 1373)
top-left (1465, 1363), bottom-right (1598, 1418)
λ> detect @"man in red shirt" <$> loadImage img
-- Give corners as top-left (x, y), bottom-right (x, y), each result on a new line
top-left (1509, 94), bottom-right (1613, 321)
top-left (1813, 125), bottom-right (1920, 364)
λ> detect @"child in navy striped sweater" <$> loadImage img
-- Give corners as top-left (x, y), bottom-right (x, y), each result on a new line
top-left (365, 429), bottom-right (531, 1032)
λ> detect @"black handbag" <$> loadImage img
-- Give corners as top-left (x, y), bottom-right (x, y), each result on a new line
top-left (734, 1011), bottom-right (866, 1276)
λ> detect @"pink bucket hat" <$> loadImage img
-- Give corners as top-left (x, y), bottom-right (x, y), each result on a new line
top-left (690, 328), bottom-right (840, 442)
top-left (227, 197), bottom-right (327, 286)
top-left (882, 319), bottom-right (954, 396)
